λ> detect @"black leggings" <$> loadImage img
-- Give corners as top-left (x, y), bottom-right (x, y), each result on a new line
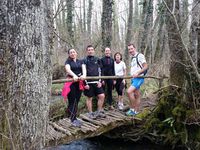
top-left (115, 79), bottom-right (124, 96)
top-left (67, 82), bottom-right (82, 122)
top-left (103, 79), bottom-right (113, 105)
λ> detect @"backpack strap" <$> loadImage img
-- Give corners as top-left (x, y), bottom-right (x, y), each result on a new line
top-left (134, 53), bottom-right (148, 75)
top-left (135, 53), bottom-right (143, 69)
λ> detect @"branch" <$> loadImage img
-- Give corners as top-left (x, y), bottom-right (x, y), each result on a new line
top-left (163, 0), bottom-right (200, 83)
top-left (52, 75), bottom-right (168, 84)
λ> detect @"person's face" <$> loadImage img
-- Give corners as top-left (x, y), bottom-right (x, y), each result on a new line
top-left (115, 53), bottom-right (121, 61)
top-left (105, 47), bottom-right (111, 57)
top-left (128, 45), bottom-right (136, 56)
top-left (68, 49), bottom-right (77, 59)
top-left (87, 46), bottom-right (95, 56)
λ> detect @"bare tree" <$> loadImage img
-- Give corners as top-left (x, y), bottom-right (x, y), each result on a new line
top-left (125, 0), bottom-right (133, 65)
top-left (0, 0), bottom-right (53, 149)
top-left (138, 0), bottom-right (153, 63)
top-left (189, 0), bottom-right (200, 64)
top-left (101, 0), bottom-right (114, 51)
top-left (66, 0), bottom-right (75, 45)
top-left (165, 0), bottom-right (186, 87)
top-left (87, 0), bottom-right (93, 37)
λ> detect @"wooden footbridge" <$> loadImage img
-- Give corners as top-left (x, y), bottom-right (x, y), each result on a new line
top-left (45, 108), bottom-right (142, 147)
top-left (47, 75), bottom-right (162, 147)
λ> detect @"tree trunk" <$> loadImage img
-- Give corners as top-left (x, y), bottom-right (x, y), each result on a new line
top-left (198, 10), bottom-right (200, 69)
top-left (87, 0), bottom-right (93, 37)
top-left (0, 0), bottom-right (53, 149)
top-left (165, 0), bottom-right (186, 87)
top-left (138, 0), bottom-right (153, 63)
top-left (125, 0), bottom-right (133, 65)
top-left (66, 0), bottom-right (74, 45)
top-left (111, 2), bottom-right (121, 51)
top-left (189, 0), bottom-right (200, 65)
top-left (101, 0), bottom-right (114, 51)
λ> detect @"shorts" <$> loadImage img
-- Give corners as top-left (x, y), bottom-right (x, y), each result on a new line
top-left (131, 78), bottom-right (144, 90)
top-left (84, 83), bottom-right (104, 97)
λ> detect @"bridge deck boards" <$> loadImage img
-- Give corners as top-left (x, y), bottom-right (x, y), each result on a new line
top-left (46, 108), bottom-right (141, 147)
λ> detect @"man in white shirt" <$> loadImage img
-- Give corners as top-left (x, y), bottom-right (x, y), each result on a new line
top-left (126, 43), bottom-right (148, 116)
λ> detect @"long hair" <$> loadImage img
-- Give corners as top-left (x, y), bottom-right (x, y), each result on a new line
top-left (67, 48), bottom-right (76, 61)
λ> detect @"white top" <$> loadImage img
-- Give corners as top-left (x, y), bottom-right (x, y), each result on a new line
top-left (114, 61), bottom-right (126, 76)
top-left (130, 52), bottom-right (146, 75)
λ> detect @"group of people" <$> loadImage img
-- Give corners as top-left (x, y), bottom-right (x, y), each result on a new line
top-left (63, 43), bottom-right (148, 127)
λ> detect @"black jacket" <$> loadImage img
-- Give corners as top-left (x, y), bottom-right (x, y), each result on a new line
top-left (101, 56), bottom-right (115, 76)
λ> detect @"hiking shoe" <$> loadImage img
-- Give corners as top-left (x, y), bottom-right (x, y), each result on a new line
top-left (86, 112), bottom-right (97, 120)
top-left (95, 110), bottom-right (106, 119)
top-left (71, 119), bottom-right (82, 127)
top-left (125, 109), bottom-right (138, 116)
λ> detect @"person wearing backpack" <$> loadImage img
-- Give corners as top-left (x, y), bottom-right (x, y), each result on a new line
top-left (83, 45), bottom-right (106, 119)
top-left (126, 43), bottom-right (148, 116)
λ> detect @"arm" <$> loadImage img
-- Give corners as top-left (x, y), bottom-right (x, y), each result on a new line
top-left (112, 59), bottom-right (115, 76)
top-left (79, 64), bottom-right (86, 80)
top-left (65, 64), bottom-right (78, 81)
top-left (132, 63), bottom-right (148, 78)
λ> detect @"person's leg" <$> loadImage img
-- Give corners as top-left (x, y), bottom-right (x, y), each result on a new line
top-left (134, 89), bottom-right (141, 112)
top-left (86, 97), bottom-right (93, 112)
top-left (127, 85), bottom-right (136, 109)
top-left (84, 84), bottom-right (94, 113)
top-left (97, 93), bottom-right (105, 111)
top-left (67, 83), bottom-right (78, 122)
top-left (126, 78), bottom-right (144, 115)
top-left (118, 80), bottom-right (125, 104)
top-left (106, 79), bottom-right (113, 106)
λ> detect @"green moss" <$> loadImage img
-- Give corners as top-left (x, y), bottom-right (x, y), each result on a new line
top-left (136, 108), bottom-right (150, 118)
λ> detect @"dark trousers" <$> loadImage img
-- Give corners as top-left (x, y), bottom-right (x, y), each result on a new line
top-left (115, 79), bottom-right (124, 96)
top-left (103, 79), bottom-right (113, 105)
top-left (67, 82), bottom-right (82, 122)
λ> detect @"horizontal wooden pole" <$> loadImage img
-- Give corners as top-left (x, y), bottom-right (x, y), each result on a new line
top-left (52, 75), bottom-right (168, 84)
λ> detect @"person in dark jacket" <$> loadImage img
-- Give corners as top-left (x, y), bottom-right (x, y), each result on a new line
top-left (64, 48), bottom-right (86, 127)
top-left (83, 45), bottom-right (106, 119)
top-left (101, 47), bottom-right (115, 109)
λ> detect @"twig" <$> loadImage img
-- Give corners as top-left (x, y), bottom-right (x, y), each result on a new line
top-left (163, 0), bottom-right (200, 83)
top-left (5, 111), bottom-right (16, 150)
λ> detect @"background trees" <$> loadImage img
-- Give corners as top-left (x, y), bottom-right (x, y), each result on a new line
top-left (0, 0), bottom-right (199, 148)
top-left (0, 0), bottom-right (53, 149)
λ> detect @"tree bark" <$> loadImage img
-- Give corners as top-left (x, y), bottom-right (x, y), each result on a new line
top-left (0, 0), bottom-right (53, 149)
top-left (87, 0), bottom-right (93, 37)
top-left (66, 0), bottom-right (75, 45)
top-left (165, 0), bottom-right (186, 87)
top-left (138, 0), bottom-right (153, 63)
top-left (189, 0), bottom-right (200, 65)
top-left (125, 0), bottom-right (133, 65)
top-left (198, 10), bottom-right (200, 69)
top-left (101, 0), bottom-right (114, 51)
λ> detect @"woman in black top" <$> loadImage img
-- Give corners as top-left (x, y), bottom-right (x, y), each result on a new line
top-left (65, 48), bottom-right (86, 127)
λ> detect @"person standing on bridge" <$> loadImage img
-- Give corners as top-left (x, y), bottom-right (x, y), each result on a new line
top-left (83, 45), bottom-right (106, 119)
top-left (113, 52), bottom-right (127, 110)
top-left (101, 47), bottom-right (115, 110)
top-left (64, 48), bottom-right (86, 127)
top-left (126, 43), bottom-right (148, 116)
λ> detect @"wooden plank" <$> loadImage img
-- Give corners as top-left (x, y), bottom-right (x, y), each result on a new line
top-left (47, 125), bottom-right (65, 140)
top-left (57, 120), bottom-right (77, 134)
top-left (80, 114), bottom-right (103, 126)
top-left (104, 112), bottom-right (124, 121)
top-left (80, 121), bottom-right (97, 131)
top-left (49, 122), bottom-right (72, 136)
top-left (80, 119), bottom-right (100, 129)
